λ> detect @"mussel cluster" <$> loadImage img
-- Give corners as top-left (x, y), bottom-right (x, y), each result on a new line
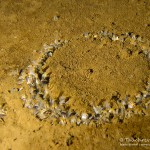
top-left (18, 30), bottom-right (150, 125)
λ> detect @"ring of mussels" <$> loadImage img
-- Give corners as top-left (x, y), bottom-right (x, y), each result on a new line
top-left (18, 30), bottom-right (150, 125)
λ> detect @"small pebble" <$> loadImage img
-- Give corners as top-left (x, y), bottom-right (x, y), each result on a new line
top-left (53, 15), bottom-right (59, 21)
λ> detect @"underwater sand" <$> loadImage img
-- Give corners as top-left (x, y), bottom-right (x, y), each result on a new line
top-left (0, 0), bottom-right (150, 149)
